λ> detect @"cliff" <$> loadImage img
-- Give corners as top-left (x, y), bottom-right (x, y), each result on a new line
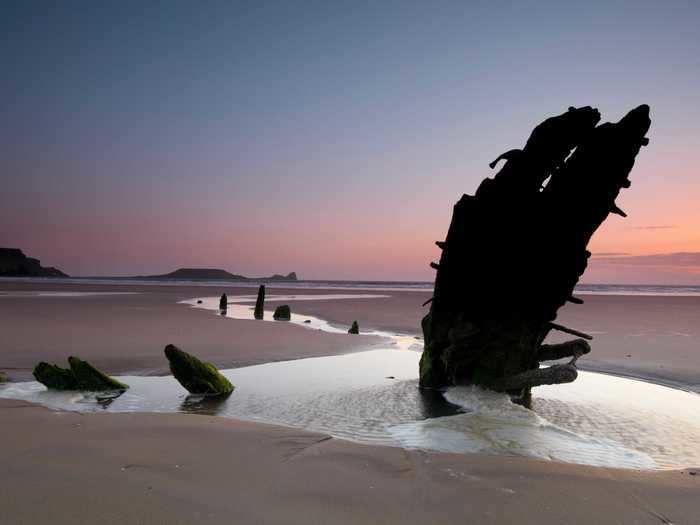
top-left (0, 248), bottom-right (68, 277)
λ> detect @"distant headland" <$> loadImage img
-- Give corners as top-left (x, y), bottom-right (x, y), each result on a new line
top-left (139, 268), bottom-right (298, 282)
top-left (0, 248), bottom-right (68, 277)
top-left (0, 248), bottom-right (297, 282)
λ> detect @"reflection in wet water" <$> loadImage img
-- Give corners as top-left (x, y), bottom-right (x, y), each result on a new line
top-left (2, 350), bottom-right (700, 470)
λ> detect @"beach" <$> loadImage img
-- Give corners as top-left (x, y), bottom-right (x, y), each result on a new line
top-left (1, 280), bottom-right (699, 524)
top-left (1, 398), bottom-right (697, 525)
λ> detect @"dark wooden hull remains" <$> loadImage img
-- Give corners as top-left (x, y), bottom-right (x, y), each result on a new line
top-left (419, 105), bottom-right (651, 405)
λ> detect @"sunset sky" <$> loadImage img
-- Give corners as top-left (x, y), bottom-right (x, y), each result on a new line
top-left (2, 1), bottom-right (699, 283)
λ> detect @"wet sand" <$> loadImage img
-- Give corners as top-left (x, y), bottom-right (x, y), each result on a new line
top-left (1, 280), bottom-right (699, 523)
top-left (278, 292), bottom-right (700, 392)
top-left (0, 282), bottom-right (387, 381)
top-left (1, 281), bottom-right (699, 391)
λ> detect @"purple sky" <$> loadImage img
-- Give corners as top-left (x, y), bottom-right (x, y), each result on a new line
top-left (1, 2), bottom-right (699, 282)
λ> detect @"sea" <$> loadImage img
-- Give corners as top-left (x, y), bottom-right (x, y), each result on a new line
top-left (1, 277), bottom-right (700, 296)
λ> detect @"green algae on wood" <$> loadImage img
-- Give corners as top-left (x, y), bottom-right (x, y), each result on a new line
top-left (33, 362), bottom-right (78, 390)
top-left (33, 358), bottom-right (128, 391)
top-left (68, 356), bottom-right (129, 391)
top-left (164, 344), bottom-right (234, 395)
top-left (272, 304), bottom-right (291, 321)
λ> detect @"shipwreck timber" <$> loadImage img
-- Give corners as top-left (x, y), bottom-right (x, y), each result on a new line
top-left (419, 105), bottom-right (651, 405)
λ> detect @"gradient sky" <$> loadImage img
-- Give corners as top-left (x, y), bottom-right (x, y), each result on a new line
top-left (1, 1), bottom-right (699, 282)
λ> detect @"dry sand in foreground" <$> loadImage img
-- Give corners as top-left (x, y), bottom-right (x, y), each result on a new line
top-left (1, 399), bottom-right (698, 525)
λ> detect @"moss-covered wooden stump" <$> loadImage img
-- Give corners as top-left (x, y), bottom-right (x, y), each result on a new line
top-left (254, 285), bottom-right (265, 320)
top-left (419, 105), bottom-right (651, 405)
top-left (68, 356), bottom-right (129, 391)
top-left (33, 358), bottom-right (128, 391)
top-left (164, 344), bottom-right (234, 395)
top-left (33, 363), bottom-right (77, 389)
top-left (273, 304), bottom-right (291, 321)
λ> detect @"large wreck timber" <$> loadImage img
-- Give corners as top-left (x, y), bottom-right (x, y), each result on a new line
top-left (419, 105), bottom-right (651, 405)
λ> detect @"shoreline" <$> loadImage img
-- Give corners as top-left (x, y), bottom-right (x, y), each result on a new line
top-left (3, 275), bottom-right (700, 293)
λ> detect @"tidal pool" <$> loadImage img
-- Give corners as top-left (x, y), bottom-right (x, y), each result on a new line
top-left (3, 349), bottom-right (700, 470)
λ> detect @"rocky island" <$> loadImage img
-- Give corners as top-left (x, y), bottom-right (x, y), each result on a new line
top-left (0, 248), bottom-right (67, 277)
top-left (139, 268), bottom-right (298, 282)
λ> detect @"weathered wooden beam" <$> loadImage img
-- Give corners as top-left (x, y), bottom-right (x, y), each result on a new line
top-left (495, 364), bottom-right (578, 391)
top-left (489, 148), bottom-right (522, 169)
top-left (538, 339), bottom-right (591, 362)
top-left (254, 285), bottom-right (265, 320)
top-left (610, 204), bottom-right (627, 217)
top-left (548, 322), bottom-right (593, 340)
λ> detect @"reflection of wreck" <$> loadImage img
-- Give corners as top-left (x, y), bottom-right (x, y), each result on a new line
top-left (420, 105), bottom-right (651, 406)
